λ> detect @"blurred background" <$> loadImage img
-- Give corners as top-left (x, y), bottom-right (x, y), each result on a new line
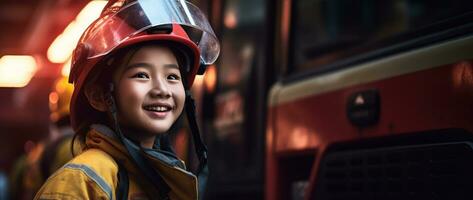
top-left (1, 0), bottom-right (473, 200)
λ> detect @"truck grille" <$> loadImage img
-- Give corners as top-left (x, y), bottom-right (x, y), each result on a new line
top-left (314, 142), bottom-right (473, 200)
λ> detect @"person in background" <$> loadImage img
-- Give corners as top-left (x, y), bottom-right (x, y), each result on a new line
top-left (39, 76), bottom-right (77, 178)
top-left (11, 76), bottom-right (77, 200)
top-left (8, 140), bottom-right (38, 200)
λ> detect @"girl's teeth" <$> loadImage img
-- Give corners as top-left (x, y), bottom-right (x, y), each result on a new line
top-left (146, 106), bottom-right (169, 112)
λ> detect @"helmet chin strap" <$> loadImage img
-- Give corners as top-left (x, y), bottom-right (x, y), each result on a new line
top-left (104, 83), bottom-right (170, 200)
top-left (184, 90), bottom-right (208, 175)
top-left (184, 90), bottom-right (209, 198)
top-left (180, 61), bottom-right (209, 176)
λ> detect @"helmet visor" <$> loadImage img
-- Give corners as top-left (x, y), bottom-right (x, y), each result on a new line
top-left (82, 0), bottom-right (220, 65)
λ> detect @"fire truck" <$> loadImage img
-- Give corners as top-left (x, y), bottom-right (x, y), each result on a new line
top-left (265, 0), bottom-right (473, 200)
top-left (198, 0), bottom-right (473, 199)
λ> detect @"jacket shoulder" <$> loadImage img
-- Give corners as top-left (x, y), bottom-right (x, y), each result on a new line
top-left (34, 148), bottom-right (118, 200)
top-left (70, 148), bottom-right (119, 177)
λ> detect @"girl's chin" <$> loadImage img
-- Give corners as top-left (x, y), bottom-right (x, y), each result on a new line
top-left (146, 127), bottom-right (171, 134)
top-left (144, 122), bottom-right (173, 134)
top-left (119, 122), bottom-right (171, 135)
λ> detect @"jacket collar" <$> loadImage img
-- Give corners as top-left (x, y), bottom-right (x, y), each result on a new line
top-left (85, 124), bottom-right (198, 200)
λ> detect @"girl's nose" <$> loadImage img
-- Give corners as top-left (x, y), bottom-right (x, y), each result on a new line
top-left (149, 78), bottom-right (171, 98)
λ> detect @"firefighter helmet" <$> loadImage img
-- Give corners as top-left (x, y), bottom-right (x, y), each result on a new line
top-left (69, 0), bottom-right (220, 130)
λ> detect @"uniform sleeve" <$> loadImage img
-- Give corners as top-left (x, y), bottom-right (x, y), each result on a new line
top-left (34, 163), bottom-right (113, 200)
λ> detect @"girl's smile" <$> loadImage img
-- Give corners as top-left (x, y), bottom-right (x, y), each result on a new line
top-left (143, 102), bottom-right (174, 119)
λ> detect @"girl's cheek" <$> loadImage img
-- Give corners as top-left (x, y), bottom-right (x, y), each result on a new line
top-left (119, 80), bottom-right (146, 101)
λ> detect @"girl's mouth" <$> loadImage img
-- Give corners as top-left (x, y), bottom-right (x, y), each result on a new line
top-left (143, 105), bottom-right (173, 118)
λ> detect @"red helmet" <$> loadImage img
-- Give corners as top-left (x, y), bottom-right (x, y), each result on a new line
top-left (69, 0), bottom-right (220, 131)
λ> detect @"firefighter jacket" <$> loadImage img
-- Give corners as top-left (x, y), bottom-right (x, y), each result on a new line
top-left (34, 124), bottom-right (198, 200)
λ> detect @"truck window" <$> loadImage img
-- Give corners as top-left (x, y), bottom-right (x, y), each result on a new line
top-left (289, 0), bottom-right (473, 75)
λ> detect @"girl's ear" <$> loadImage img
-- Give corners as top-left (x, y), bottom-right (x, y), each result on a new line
top-left (84, 84), bottom-right (108, 112)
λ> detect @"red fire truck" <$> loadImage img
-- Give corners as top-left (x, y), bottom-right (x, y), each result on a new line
top-left (266, 0), bottom-right (473, 200)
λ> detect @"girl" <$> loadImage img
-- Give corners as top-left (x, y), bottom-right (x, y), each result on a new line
top-left (34, 0), bottom-right (219, 199)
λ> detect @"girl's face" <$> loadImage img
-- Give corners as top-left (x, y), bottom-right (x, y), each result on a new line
top-left (113, 45), bottom-right (185, 135)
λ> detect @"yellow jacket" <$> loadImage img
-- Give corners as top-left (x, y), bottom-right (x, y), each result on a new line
top-left (34, 124), bottom-right (198, 200)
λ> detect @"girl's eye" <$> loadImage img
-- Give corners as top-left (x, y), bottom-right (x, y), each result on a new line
top-left (131, 72), bottom-right (149, 79)
top-left (168, 74), bottom-right (181, 81)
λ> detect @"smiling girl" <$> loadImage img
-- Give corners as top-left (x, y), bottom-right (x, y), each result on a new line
top-left (34, 0), bottom-right (219, 199)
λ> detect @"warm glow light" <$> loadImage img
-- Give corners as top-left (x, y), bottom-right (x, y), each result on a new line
top-left (48, 22), bottom-right (79, 63)
top-left (224, 9), bottom-right (238, 29)
top-left (290, 127), bottom-right (310, 149)
top-left (193, 73), bottom-right (204, 88)
top-left (47, 0), bottom-right (107, 63)
top-left (204, 65), bottom-right (217, 92)
top-left (61, 57), bottom-right (72, 77)
top-left (76, 1), bottom-right (108, 25)
top-left (49, 91), bottom-right (59, 105)
top-left (0, 55), bottom-right (37, 87)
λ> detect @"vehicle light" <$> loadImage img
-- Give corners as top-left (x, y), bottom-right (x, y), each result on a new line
top-left (47, 0), bottom-right (107, 63)
top-left (0, 55), bottom-right (37, 88)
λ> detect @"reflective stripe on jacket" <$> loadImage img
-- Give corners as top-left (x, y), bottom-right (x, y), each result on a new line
top-left (34, 124), bottom-right (198, 200)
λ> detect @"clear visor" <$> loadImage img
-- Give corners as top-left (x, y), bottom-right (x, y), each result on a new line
top-left (81, 0), bottom-right (220, 65)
